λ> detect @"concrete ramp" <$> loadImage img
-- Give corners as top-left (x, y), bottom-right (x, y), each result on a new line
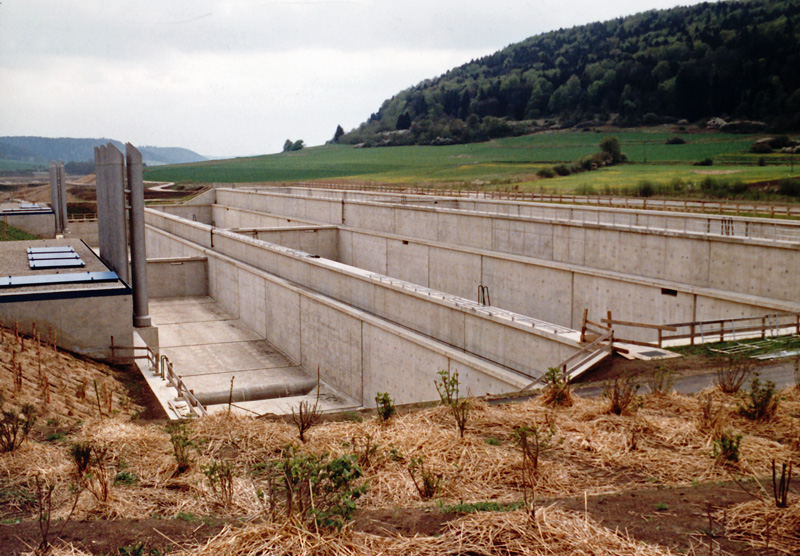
top-left (150, 296), bottom-right (359, 415)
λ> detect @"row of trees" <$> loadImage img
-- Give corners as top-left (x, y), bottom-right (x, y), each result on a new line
top-left (341, 0), bottom-right (800, 146)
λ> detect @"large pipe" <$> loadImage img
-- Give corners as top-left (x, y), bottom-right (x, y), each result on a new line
top-left (126, 143), bottom-right (151, 327)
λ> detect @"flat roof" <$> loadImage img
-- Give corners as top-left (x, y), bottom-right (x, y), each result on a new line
top-left (0, 238), bottom-right (129, 297)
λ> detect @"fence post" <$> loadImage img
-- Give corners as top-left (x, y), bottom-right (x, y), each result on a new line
top-left (762, 316), bottom-right (766, 340)
top-left (690, 324), bottom-right (695, 346)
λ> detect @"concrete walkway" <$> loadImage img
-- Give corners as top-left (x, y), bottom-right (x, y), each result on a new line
top-left (150, 296), bottom-right (360, 416)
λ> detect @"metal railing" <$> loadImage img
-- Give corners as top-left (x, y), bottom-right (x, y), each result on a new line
top-left (109, 337), bottom-right (206, 417)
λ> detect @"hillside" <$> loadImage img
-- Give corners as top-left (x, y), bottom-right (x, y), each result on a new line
top-left (341, 0), bottom-right (800, 147)
top-left (0, 136), bottom-right (207, 168)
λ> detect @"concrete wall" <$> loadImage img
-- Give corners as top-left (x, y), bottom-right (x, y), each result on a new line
top-left (147, 257), bottom-right (209, 298)
top-left (246, 227), bottom-right (338, 260)
top-left (144, 222), bottom-right (531, 405)
top-left (0, 293), bottom-right (132, 360)
top-left (215, 189), bottom-right (800, 305)
top-left (152, 204), bottom-right (213, 225)
top-left (67, 220), bottom-right (99, 247)
top-left (1, 212), bottom-right (55, 238)
top-left (336, 227), bottom-right (798, 343)
top-left (212, 204), bottom-right (317, 229)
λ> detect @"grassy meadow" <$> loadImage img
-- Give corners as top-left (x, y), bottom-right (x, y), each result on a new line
top-left (144, 129), bottom-right (800, 194)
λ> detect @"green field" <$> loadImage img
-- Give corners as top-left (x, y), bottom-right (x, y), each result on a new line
top-left (144, 130), bottom-right (799, 194)
top-left (0, 159), bottom-right (43, 172)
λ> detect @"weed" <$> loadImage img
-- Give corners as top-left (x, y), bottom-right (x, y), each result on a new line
top-left (512, 419), bottom-right (558, 517)
top-left (485, 436), bottom-right (501, 446)
top-left (34, 475), bottom-right (55, 555)
top-left (699, 393), bottom-right (726, 439)
top-left (540, 367), bottom-right (572, 407)
top-left (202, 459), bottom-right (235, 509)
top-left (114, 471), bottom-right (138, 487)
top-left (738, 372), bottom-right (779, 421)
top-left (408, 456), bottom-right (441, 500)
top-left (647, 366), bottom-right (674, 396)
top-left (46, 432), bottom-right (65, 442)
top-left (165, 421), bottom-right (195, 474)
top-left (351, 432), bottom-right (378, 469)
top-left (435, 369), bottom-right (471, 438)
top-left (713, 430), bottom-right (742, 464)
top-left (715, 356), bottom-right (751, 394)
top-left (0, 396), bottom-right (37, 453)
top-left (375, 392), bottom-right (396, 421)
top-left (655, 502), bottom-right (669, 512)
top-left (603, 377), bottom-right (640, 415)
top-left (441, 500), bottom-right (525, 514)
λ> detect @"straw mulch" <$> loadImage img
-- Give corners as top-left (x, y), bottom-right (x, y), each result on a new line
top-left (2, 389), bottom-right (797, 522)
top-left (720, 498), bottom-right (800, 554)
top-left (0, 324), bottom-right (142, 422)
top-left (174, 507), bottom-right (674, 556)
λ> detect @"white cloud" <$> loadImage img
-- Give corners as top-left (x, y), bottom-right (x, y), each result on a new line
top-left (0, 0), bottom-right (711, 157)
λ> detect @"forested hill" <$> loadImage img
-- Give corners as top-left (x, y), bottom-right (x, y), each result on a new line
top-left (341, 0), bottom-right (800, 147)
top-left (0, 136), bottom-right (207, 167)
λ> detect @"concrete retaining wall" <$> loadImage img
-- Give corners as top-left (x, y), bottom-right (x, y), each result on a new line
top-left (147, 257), bottom-right (209, 298)
top-left (1, 212), bottom-right (55, 238)
top-left (215, 189), bottom-right (800, 305)
top-left (67, 220), bottom-right (99, 247)
top-left (144, 222), bottom-right (531, 405)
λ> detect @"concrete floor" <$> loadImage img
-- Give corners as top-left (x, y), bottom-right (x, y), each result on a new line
top-left (150, 296), bottom-right (360, 416)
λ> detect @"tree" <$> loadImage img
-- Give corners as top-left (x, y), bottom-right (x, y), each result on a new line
top-left (600, 136), bottom-right (623, 164)
top-left (332, 125), bottom-right (345, 143)
top-left (291, 139), bottom-right (305, 151)
top-left (283, 139), bottom-right (293, 152)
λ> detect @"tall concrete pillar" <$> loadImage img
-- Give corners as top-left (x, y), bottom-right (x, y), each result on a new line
top-left (48, 161), bottom-right (68, 234)
top-left (106, 143), bottom-right (130, 284)
top-left (94, 146), bottom-right (111, 260)
top-left (126, 143), bottom-right (151, 327)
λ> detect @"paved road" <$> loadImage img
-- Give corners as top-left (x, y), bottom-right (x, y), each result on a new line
top-left (573, 359), bottom-right (798, 398)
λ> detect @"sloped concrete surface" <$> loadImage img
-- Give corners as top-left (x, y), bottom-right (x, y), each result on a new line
top-left (150, 296), bottom-right (359, 415)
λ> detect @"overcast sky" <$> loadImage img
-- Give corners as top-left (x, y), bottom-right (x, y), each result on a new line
top-left (1, 0), bottom-right (708, 158)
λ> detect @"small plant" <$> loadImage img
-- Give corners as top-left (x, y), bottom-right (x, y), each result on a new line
top-left (375, 392), bottom-right (396, 421)
top-left (738, 373), bottom-right (779, 421)
top-left (291, 397), bottom-right (321, 443)
top-left (435, 369), bottom-right (471, 438)
top-left (603, 377), bottom-right (640, 415)
top-left (540, 367), bottom-right (572, 407)
top-left (715, 356), bottom-right (751, 394)
top-left (408, 456), bottom-right (441, 500)
top-left (351, 432), bottom-right (378, 469)
top-left (34, 475), bottom-right (55, 555)
top-left (0, 397), bottom-right (37, 453)
top-left (647, 366), bottom-right (674, 396)
top-left (698, 393), bottom-right (726, 439)
top-left (713, 430), bottom-right (742, 464)
top-left (114, 471), bottom-right (138, 486)
top-left (655, 502), bottom-right (669, 512)
top-left (268, 445), bottom-right (366, 530)
top-left (512, 420), bottom-right (558, 517)
top-left (202, 459), bottom-right (235, 509)
top-left (772, 460), bottom-right (792, 508)
top-left (485, 436), bottom-right (501, 446)
top-left (165, 421), bottom-right (195, 474)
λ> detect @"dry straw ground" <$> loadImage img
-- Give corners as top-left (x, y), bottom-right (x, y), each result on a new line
top-left (2, 325), bottom-right (799, 555)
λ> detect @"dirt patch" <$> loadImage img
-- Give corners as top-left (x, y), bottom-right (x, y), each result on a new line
top-left (0, 517), bottom-right (228, 556)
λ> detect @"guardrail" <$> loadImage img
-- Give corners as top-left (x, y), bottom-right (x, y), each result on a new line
top-left (109, 337), bottom-right (207, 417)
top-left (602, 312), bottom-right (800, 348)
top-left (524, 329), bottom-right (615, 390)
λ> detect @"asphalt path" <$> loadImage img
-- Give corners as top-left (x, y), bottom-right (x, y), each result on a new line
top-left (573, 359), bottom-right (798, 398)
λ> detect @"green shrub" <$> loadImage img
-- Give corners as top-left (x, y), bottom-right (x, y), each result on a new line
top-left (553, 164), bottom-right (572, 176)
top-left (202, 459), bottom-right (235, 509)
top-left (694, 157), bottom-right (714, 166)
top-left (0, 397), bottom-right (37, 453)
top-left (375, 392), bottom-right (396, 421)
top-left (778, 178), bottom-right (800, 197)
top-left (636, 181), bottom-right (655, 197)
top-left (268, 446), bottom-right (366, 530)
top-left (536, 167), bottom-right (555, 179)
top-left (738, 373), bottom-right (779, 421)
top-left (540, 367), bottom-right (572, 407)
top-left (713, 430), bottom-right (742, 463)
top-left (165, 421), bottom-right (195, 474)
top-left (408, 456), bottom-right (440, 500)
